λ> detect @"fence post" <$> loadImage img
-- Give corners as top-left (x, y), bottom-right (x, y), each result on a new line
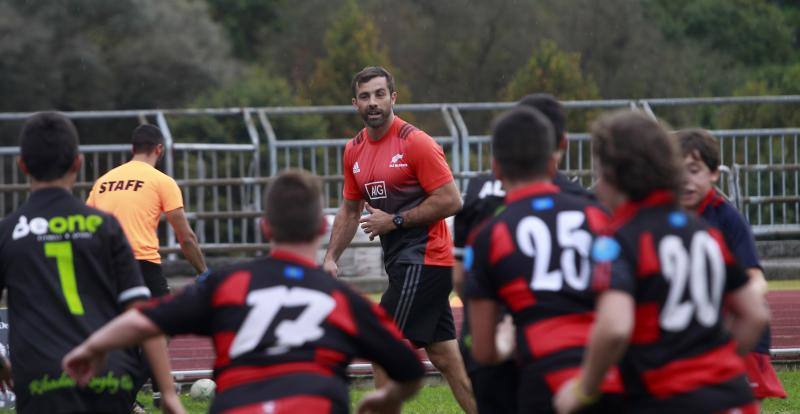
top-left (243, 109), bottom-right (263, 246)
top-left (257, 110), bottom-right (278, 177)
top-left (440, 105), bottom-right (461, 177)
top-left (156, 111), bottom-right (177, 259)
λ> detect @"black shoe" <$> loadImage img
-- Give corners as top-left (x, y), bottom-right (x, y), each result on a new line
top-left (131, 400), bottom-right (147, 414)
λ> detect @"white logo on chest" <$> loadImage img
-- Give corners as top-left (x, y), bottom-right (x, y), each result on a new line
top-left (353, 162), bottom-right (361, 174)
top-left (389, 153), bottom-right (408, 168)
top-left (365, 181), bottom-right (387, 200)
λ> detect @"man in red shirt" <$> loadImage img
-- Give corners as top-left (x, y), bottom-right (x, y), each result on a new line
top-left (323, 67), bottom-right (475, 413)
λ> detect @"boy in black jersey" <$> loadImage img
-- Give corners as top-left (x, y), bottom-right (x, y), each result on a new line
top-left (464, 107), bottom-right (620, 413)
top-left (453, 93), bottom-right (596, 413)
top-left (555, 111), bottom-right (769, 414)
top-left (0, 112), bottom-right (180, 414)
top-left (63, 169), bottom-right (425, 414)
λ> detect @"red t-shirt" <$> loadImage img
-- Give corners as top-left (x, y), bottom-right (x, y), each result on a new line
top-left (343, 116), bottom-right (454, 267)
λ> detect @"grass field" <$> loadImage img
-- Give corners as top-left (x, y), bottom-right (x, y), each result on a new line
top-left (127, 371), bottom-right (799, 414)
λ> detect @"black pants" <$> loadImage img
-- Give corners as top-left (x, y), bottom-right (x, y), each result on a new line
top-left (137, 260), bottom-right (169, 396)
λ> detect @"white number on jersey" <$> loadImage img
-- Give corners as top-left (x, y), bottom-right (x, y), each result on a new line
top-left (229, 286), bottom-right (336, 358)
top-left (516, 211), bottom-right (592, 292)
top-left (659, 231), bottom-right (725, 332)
top-left (478, 179), bottom-right (505, 199)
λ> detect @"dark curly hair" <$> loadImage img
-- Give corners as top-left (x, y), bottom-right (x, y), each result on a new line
top-left (591, 110), bottom-right (682, 201)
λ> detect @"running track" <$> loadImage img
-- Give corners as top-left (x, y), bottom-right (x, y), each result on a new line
top-left (168, 290), bottom-right (800, 375)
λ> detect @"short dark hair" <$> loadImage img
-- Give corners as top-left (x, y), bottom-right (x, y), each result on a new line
top-left (518, 93), bottom-right (566, 149)
top-left (19, 112), bottom-right (80, 181)
top-left (675, 129), bottom-right (720, 172)
top-left (491, 107), bottom-right (555, 181)
top-left (263, 169), bottom-right (324, 243)
top-left (132, 124), bottom-right (164, 155)
top-left (591, 111), bottom-right (682, 201)
top-left (351, 66), bottom-right (395, 98)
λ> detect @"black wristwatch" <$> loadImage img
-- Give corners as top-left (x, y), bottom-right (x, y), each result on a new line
top-left (392, 214), bottom-right (405, 229)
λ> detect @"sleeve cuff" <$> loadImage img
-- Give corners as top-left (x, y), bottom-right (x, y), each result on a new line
top-left (118, 286), bottom-right (151, 304)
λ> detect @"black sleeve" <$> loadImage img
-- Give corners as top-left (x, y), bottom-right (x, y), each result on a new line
top-left (106, 215), bottom-right (150, 306)
top-left (139, 276), bottom-right (216, 336)
top-left (453, 178), bottom-right (483, 252)
top-left (463, 223), bottom-right (498, 300)
top-left (345, 288), bottom-right (424, 382)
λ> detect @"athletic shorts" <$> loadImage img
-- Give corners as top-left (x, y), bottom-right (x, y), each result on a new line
top-left (380, 264), bottom-right (456, 348)
top-left (468, 361), bottom-right (518, 414)
top-left (744, 352), bottom-right (787, 399)
top-left (138, 260), bottom-right (169, 298)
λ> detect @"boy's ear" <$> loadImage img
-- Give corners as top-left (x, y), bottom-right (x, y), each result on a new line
top-left (710, 168), bottom-right (721, 184)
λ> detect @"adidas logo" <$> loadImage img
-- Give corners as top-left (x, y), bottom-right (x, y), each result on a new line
top-left (353, 162), bottom-right (360, 174)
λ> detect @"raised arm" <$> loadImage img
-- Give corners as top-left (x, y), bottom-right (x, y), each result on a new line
top-left (323, 198), bottom-right (365, 276)
top-left (165, 207), bottom-right (207, 274)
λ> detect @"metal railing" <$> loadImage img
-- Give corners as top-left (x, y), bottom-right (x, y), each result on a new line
top-left (1, 96), bottom-right (799, 249)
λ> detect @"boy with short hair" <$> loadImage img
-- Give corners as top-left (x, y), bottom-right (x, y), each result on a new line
top-left (676, 128), bottom-right (786, 401)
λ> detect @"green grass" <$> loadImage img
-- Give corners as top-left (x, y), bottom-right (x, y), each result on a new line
top-left (763, 370), bottom-right (800, 414)
top-left (134, 371), bottom-right (799, 414)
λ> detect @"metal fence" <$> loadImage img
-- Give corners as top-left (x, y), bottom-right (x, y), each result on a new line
top-left (1, 96), bottom-right (799, 250)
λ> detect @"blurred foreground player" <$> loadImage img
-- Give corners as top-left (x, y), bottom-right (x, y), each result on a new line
top-left (452, 93), bottom-right (596, 413)
top-left (676, 128), bottom-right (785, 402)
top-left (555, 111), bottom-right (769, 413)
top-left (465, 107), bottom-right (621, 413)
top-left (64, 169), bottom-right (425, 414)
top-left (0, 112), bottom-right (180, 413)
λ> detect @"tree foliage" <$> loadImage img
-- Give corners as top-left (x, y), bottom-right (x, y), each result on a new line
top-left (502, 40), bottom-right (599, 101)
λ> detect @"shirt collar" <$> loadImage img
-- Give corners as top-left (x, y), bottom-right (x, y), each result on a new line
top-left (505, 181), bottom-right (560, 203)
top-left (269, 249), bottom-right (318, 268)
top-left (609, 189), bottom-right (676, 231)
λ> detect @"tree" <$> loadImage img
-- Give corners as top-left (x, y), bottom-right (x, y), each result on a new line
top-left (0, 0), bottom-right (234, 112)
top-left (644, 0), bottom-right (795, 66)
top-left (305, 0), bottom-right (402, 136)
top-left (716, 64), bottom-right (800, 129)
top-left (502, 40), bottom-right (599, 101)
top-left (204, 0), bottom-right (284, 60)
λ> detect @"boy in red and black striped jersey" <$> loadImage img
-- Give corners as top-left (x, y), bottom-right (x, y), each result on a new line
top-left (63, 170), bottom-right (424, 414)
top-left (555, 111), bottom-right (769, 414)
top-left (676, 129), bottom-right (785, 402)
top-left (464, 107), bottom-right (623, 413)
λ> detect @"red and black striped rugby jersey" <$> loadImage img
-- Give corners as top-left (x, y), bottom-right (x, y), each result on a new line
top-left (464, 182), bottom-right (620, 403)
top-left (593, 190), bottom-right (754, 412)
top-left (140, 250), bottom-right (424, 414)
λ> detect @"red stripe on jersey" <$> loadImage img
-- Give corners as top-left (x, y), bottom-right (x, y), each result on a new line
top-left (213, 331), bottom-right (236, 368)
top-left (584, 206), bottom-right (610, 234)
top-left (505, 182), bottom-right (559, 203)
top-left (609, 190), bottom-right (675, 231)
top-left (707, 228), bottom-right (735, 265)
top-left (525, 312), bottom-right (593, 358)
top-left (643, 341), bottom-right (746, 399)
top-left (222, 395), bottom-right (332, 414)
top-left (592, 262), bottom-right (612, 292)
top-left (315, 347), bottom-right (347, 369)
top-left (489, 222), bottom-right (515, 266)
top-left (216, 362), bottom-right (333, 393)
top-left (543, 366), bottom-right (624, 394)
top-left (715, 402), bottom-right (759, 414)
top-left (212, 271), bottom-right (252, 307)
top-left (326, 290), bottom-right (357, 336)
top-left (637, 232), bottom-right (660, 277)
top-left (497, 277), bottom-right (536, 312)
top-left (631, 302), bottom-right (660, 344)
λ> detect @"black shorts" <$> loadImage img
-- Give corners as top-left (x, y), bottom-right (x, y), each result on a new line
top-left (380, 264), bottom-right (456, 348)
top-left (138, 260), bottom-right (169, 298)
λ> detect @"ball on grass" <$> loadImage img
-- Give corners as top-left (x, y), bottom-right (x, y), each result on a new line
top-left (189, 378), bottom-right (216, 400)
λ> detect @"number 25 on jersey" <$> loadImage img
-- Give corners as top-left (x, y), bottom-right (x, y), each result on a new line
top-left (516, 211), bottom-right (592, 292)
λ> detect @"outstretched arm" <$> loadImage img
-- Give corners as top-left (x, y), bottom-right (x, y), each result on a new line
top-left (323, 198), bottom-right (365, 276)
top-left (63, 309), bottom-right (162, 386)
